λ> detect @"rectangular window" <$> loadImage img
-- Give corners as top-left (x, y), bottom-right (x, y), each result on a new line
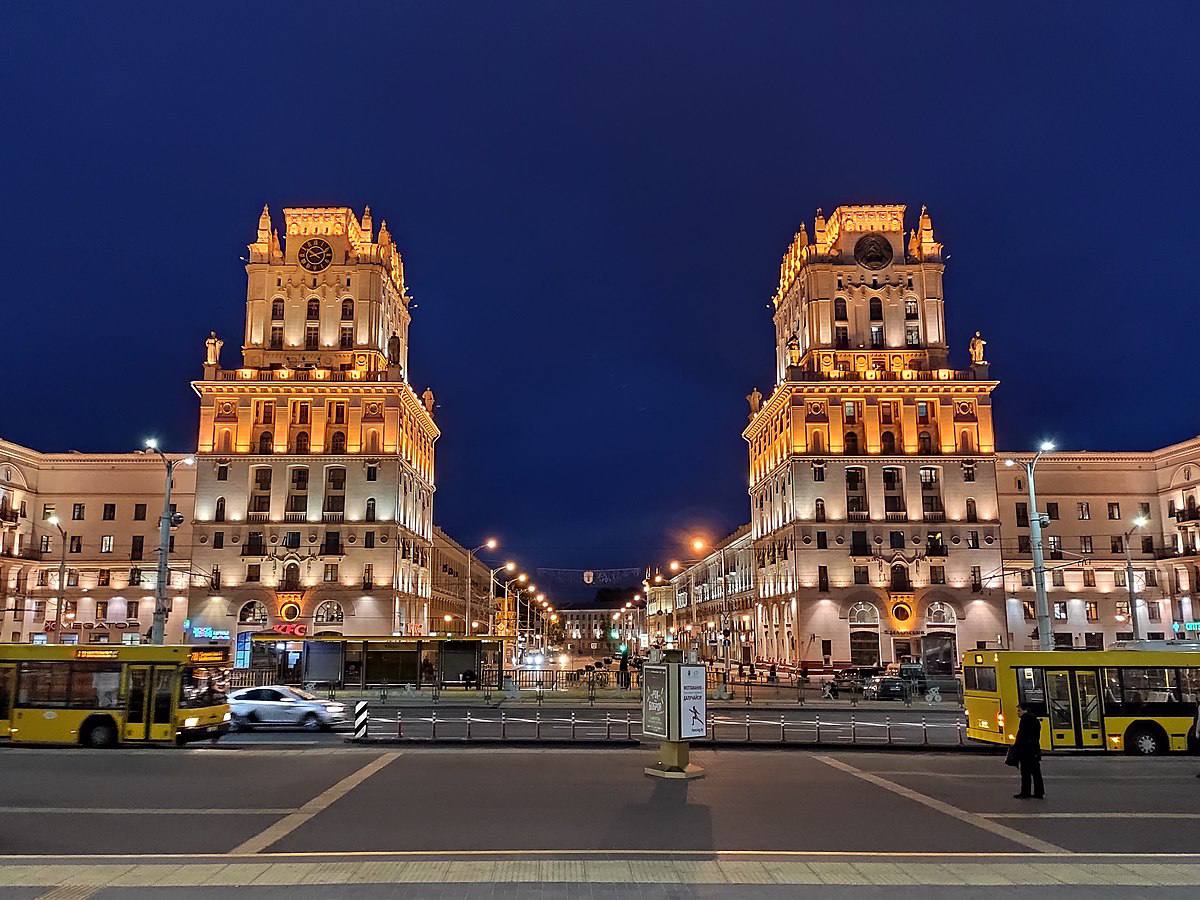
top-left (1051, 570), bottom-right (1064, 587)
top-left (134, 503), bottom-right (147, 521)
top-left (216, 464), bottom-right (229, 482)
top-left (1108, 502), bottom-right (1121, 520)
top-left (905, 326), bottom-right (920, 347)
top-left (1147, 602), bottom-right (1161, 623)
top-left (1022, 600), bottom-right (1036, 620)
top-left (816, 531), bottom-right (827, 549)
top-left (1085, 601), bottom-right (1099, 622)
top-left (1145, 569), bottom-right (1158, 587)
top-left (853, 565), bottom-right (869, 584)
top-left (95, 600), bottom-right (108, 620)
top-left (323, 564), bottom-right (338, 583)
top-left (812, 464), bottom-right (825, 482)
top-left (817, 565), bottom-right (829, 592)
top-left (1047, 534), bottom-right (1062, 556)
top-left (270, 326), bottom-right (283, 349)
top-left (967, 530), bottom-right (979, 549)
top-left (100, 535), bottom-right (114, 554)
top-left (1114, 569), bottom-right (1126, 587)
top-left (930, 565), bottom-right (945, 584)
top-left (1018, 536), bottom-right (1031, 554)
top-left (129, 568), bottom-right (142, 586)
top-left (970, 566), bottom-right (982, 591)
top-left (284, 531), bottom-right (301, 549)
top-left (962, 463), bottom-right (975, 483)
top-left (889, 531), bottom-right (904, 549)
top-left (339, 325), bottom-right (353, 349)
top-left (1111, 536), bottom-right (1124, 554)
top-left (1139, 502), bottom-right (1151, 519)
top-left (246, 564), bottom-right (260, 583)
top-left (131, 535), bottom-right (144, 560)
top-left (97, 569), bottom-right (110, 586)
top-left (69, 536), bottom-right (82, 554)
top-left (1141, 536), bottom-right (1154, 554)
top-left (212, 531), bottom-right (224, 550)
top-left (42, 504), bottom-right (55, 521)
top-left (1045, 502), bottom-right (1059, 520)
top-left (305, 324), bottom-right (319, 350)
top-left (869, 324), bottom-right (884, 348)
top-left (1020, 570), bottom-right (1033, 587)
top-left (1053, 601), bottom-right (1067, 620)
top-left (834, 326), bottom-right (849, 349)
top-left (66, 571), bottom-right (78, 587)
top-left (102, 503), bottom-right (116, 521)
top-left (1083, 569), bottom-right (1096, 587)
top-left (362, 563), bottom-right (373, 586)
top-left (1077, 501), bottom-right (1090, 520)
top-left (1080, 535), bottom-right (1093, 554)
top-left (366, 465), bottom-right (378, 482)
top-left (364, 530), bottom-right (376, 549)
top-left (127, 600), bottom-right (140, 620)
top-left (72, 503), bottom-right (85, 521)
top-left (1015, 502), bottom-right (1029, 528)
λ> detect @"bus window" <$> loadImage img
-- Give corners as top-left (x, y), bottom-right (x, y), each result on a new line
top-left (151, 668), bottom-right (175, 725)
top-left (1046, 672), bottom-right (1073, 731)
top-left (127, 669), bottom-right (148, 724)
top-left (17, 662), bottom-right (70, 707)
top-left (1122, 668), bottom-right (1177, 706)
top-left (180, 666), bottom-right (229, 709)
top-left (1014, 667), bottom-right (1046, 715)
top-left (1181, 668), bottom-right (1200, 705)
top-left (66, 663), bottom-right (122, 709)
top-left (964, 666), bottom-right (996, 692)
top-left (0, 668), bottom-right (12, 717)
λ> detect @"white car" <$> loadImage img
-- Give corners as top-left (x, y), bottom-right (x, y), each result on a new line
top-left (228, 685), bottom-right (347, 731)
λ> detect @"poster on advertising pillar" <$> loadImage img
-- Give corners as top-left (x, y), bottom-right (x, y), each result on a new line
top-left (641, 664), bottom-right (669, 739)
top-left (678, 664), bottom-right (707, 740)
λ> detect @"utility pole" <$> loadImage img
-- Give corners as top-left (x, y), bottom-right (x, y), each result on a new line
top-left (1006, 443), bottom-right (1055, 651)
top-left (144, 440), bottom-right (194, 645)
top-left (1123, 517), bottom-right (1149, 641)
top-left (46, 517), bottom-right (68, 642)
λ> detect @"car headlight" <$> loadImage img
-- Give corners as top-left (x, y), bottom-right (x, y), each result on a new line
top-left (184, 717), bottom-right (200, 728)
top-left (327, 705), bottom-right (345, 715)
top-left (223, 712), bottom-right (232, 722)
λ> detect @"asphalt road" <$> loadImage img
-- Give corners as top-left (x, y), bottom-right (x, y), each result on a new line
top-left (1, 746), bottom-right (1199, 898)
top-left (229, 705), bottom-right (967, 747)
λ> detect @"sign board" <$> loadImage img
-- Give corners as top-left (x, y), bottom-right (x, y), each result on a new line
top-left (641, 664), bottom-right (669, 739)
top-left (1186, 622), bottom-right (1200, 632)
top-left (678, 664), bottom-right (707, 739)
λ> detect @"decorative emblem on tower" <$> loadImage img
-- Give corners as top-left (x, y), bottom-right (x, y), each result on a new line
top-left (298, 238), bottom-right (334, 272)
top-left (852, 234), bottom-right (893, 270)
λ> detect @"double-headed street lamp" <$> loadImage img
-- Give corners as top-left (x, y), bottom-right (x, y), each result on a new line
top-left (45, 515), bottom-right (68, 641)
top-left (1005, 441), bottom-right (1056, 651)
top-left (142, 439), bottom-right (195, 645)
top-left (1122, 516), bottom-right (1150, 640)
top-left (465, 538), bottom-right (498, 639)
top-left (488, 561), bottom-right (516, 633)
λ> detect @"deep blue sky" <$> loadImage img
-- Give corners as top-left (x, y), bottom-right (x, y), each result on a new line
top-left (3, 3), bottom-right (1197, 575)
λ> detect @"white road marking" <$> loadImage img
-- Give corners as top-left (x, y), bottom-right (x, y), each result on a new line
top-left (0, 806), bottom-right (296, 815)
top-left (36, 887), bottom-right (100, 900)
top-left (983, 812), bottom-right (1200, 819)
top-left (229, 751), bottom-right (400, 854)
top-left (814, 755), bottom-right (1068, 854)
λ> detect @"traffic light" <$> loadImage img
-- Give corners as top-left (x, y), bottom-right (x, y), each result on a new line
top-left (609, 628), bottom-right (619, 640)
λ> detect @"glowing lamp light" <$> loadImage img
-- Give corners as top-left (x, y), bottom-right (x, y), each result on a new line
top-left (144, 438), bottom-right (159, 450)
top-left (443, 614), bottom-right (453, 623)
top-left (485, 538), bottom-right (498, 550)
top-left (1038, 440), bottom-right (1056, 452)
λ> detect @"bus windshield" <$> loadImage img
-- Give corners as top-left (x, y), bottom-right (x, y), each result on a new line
top-left (180, 665), bottom-right (229, 708)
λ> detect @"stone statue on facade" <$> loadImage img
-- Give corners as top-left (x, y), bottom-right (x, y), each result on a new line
top-left (968, 330), bottom-right (987, 365)
top-left (204, 331), bottom-right (223, 367)
top-left (786, 333), bottom-right (802, 367)
top-left (387, 332), bottom-right (402, 366)
top-left (746, 387), bottom-right (763, 416)
top-left (421, 387), bottom-right (436, 415)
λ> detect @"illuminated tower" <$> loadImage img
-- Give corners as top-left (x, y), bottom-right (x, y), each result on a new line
top-left (188, 206), bottom-right (439, 655)
top-left (743, 205), bottom-right (1005, 671)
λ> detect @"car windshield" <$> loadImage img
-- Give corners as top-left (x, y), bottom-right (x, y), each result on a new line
top-left (288, 687), bottom-right (319, 701)
top-left (180, 666), bottom-right (229, 709)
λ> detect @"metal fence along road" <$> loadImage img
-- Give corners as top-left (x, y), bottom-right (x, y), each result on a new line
top-left (347, 707), bottom-right (970, 748)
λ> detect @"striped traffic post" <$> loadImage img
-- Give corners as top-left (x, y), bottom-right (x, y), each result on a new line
top-left (353, 701), bottom-right (369, 741)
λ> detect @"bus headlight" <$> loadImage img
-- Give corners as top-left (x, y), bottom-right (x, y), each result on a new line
top-left (184, 717), bottom-right (200, 728)
top-left (223, 712), bottom-right (232, 722)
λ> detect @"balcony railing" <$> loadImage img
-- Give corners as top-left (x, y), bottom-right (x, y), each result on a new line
top-left (926, 543), bottom-right (948, 557)
top-left (214, 369), bottom-right (393, 383)
top-left (241, 544), bottom-right (268, 557)
top-left (885, 510), bottom-right (908, 522)
top-left (246, 512), bottom-right (270, 523)
top-left (322, 511), bottom-right (345, 523)
top-left (0, 509), bottom-right (19, 524)
top-left (284, 511), bottom-right (307, 523)
top-left (319, 542), bottom-right (344, 556)
top-left (923, 511), bottom-right (946, 523)
top-left (1175, 509), bottom-right (1200, 523)
top-left (847, 510), bottom-right (870, 522)
top-left (0, 547), bottom-right (42, 560)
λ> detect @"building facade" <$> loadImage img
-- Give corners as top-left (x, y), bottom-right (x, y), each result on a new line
top-left (648, 204), bottom-right (1200, 671)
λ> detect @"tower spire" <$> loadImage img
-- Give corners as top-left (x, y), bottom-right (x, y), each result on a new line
top-left (257, 204), bottom-right (271, 243)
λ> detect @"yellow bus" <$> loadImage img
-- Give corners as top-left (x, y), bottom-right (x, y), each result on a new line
top-left (0, 644), bottom-right (231, 747)
top-left (963, 645), bottom-right (1200, 755)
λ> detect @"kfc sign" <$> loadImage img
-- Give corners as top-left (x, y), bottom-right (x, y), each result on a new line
top-left (271, 622), bottom-right (308, 637)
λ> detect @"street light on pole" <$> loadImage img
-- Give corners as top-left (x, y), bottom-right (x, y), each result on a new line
top-left (488, 561), bottom-right (515, 634)
top-left (1005, 441), bottom-right (1055, 651)
top-left (46, 516), bottom-right (67, 642)
top-left (142, 439), bottom-right (195, 645)
top-left (1123, 516), bottom-right (1149, 640)
top-left (465, 538), bottom-right (498, 643)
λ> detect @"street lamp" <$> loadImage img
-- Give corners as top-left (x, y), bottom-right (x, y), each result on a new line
top-left (1122, 516), bottom-right (1150, 640)
top-left (46, 515), bottom-right (67, 641)
top-left (488, 561), bottom-right (516, 634)
top-left (1005, 440), bottom-right (1055, 651)
top-left (465, 538), bottom-right (498, 644)
top-left (142, 439), bottom-right (195, 645)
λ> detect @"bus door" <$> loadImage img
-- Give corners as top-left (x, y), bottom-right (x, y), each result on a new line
top-left (1074, 669), bottom-right (1104, 748)
top-left (124, 666), bottom-right (151, 741)
top-left (149, 666), bottom-right (178, 742)
top-left (0, 665), bottom-right (14, 738)
top-left (1044, 669), bottom-right (1078, 748)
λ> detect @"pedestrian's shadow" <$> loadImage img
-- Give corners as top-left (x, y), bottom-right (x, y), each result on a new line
top-left (602, 773), bottom-right (715, 851)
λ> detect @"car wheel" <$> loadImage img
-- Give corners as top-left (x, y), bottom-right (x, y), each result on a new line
top-left (1126, 724), bottom-right (1166, 755)
top-left (229, 714), bottom-right (250, 733)
top-left (83, 719), bottom-right (118, 748)
top-left (301, 712), bottom-right (322, 732)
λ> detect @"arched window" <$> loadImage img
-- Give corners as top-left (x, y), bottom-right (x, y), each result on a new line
top-left (365, 498), bottom-right (376, 522)
top-left (271, 299), bottom-right (284, 320)
top-left (258, 432), bottom-right (273, 454)
top-left (814, 498), bottom-right (826, 522)
top-left (281, 563), bottom-right (301, 591)
top-left (214, 497), bottom-right (226, 523)
top-left (306, 298), bottom-right (320, 320)
top-left (341, 298), bottom-right (354, 320)
top-left (811, 431), bottom-right (824, 453)
top-left (926, 601), bottom-right (957, 626)
top-left (869, 297), bottom-right (883, 320)
top-left (891, 563), bottom-right (911, 591)
top-left (365, 430), bottom-right (381, 454)
top-left (959, 430), bottom-right (973, 453)
top-left (315, 600), bottom-right (344, 625)
top-left (844, 432), bottom-right (859, 454)
top-left (918, 432), bottom-right (932, 454)
top-left (834, 298), bottom-right (848, 320)
top-left (848, 602), bottom-right (880, 626)
top-left (330, 431), bottom-right (347, 454)
top-left (238, 600), bottom-right (268, 625)
top-left (217, 430), bottom-right (233, 453)
top-left (294, 431), bottom-right (310, 454)
top-left (880, 431), bottom-right (896, 454)
top-left (966, 498), bottom-right (978, 523)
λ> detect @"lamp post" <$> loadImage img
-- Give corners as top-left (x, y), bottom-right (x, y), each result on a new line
top-left (465, 538), bottom-right (497, 641)
top-left (489, 561), bottom-right (515, 634)
top-left (1123, 517), bottom-right (1149, 641)
top-left (46, 516), bottom-right (67, 642)
top-left (143, 439), bottom-right (195, 645)
top-left (1005, 441), bottom-right (1055, 651)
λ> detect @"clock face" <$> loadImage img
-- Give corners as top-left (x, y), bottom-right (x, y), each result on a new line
top-left (853, 234), bottom-right (893, 270)
top-left (298, 238), bottom-right (334, 273)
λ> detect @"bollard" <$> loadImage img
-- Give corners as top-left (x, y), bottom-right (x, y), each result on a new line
top-left (921, 714), bottom-right (928, 746)
top-left (605, 712), bottom-right (611, 740)
top-left (466, 710), bottom-right (472, 740)
top-left (746, 713), bottom-right (752, 742)
top-left (571, 711), bottom-right (577, 740)
top-left (707, 712), bottom-right (714, 741)
top-left (501, 711), bottom-right (507, 740)
top-left (397, 710), bottom-right (403, 739)
top-left (536, 710), bottom-right (542, 739)
top-left (815, 713), bottom-right (821, 744)
top-left (379, 685), bottom-right (387, 702)
top-left (626, 711), bottom-right (632, 740)
top-left (780, 714), bottom-right (786, 743)
top-left (957, 718), bottom-right (964, 745)
top-left (850, 712), bottom-right (856, 744)
top-left (886, 714), bottom-right (892, 745)
top-left (431, 708), bottom-right (438, 740)
top-left (353, 701), bottom-right (369, 741)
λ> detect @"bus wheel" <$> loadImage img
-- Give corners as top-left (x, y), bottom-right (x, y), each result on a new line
top-left (1126, 724), bottom-right (1167, 755)
top-left (81, 718), bottom-right (118, 749)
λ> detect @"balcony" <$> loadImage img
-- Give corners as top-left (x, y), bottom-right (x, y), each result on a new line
top-left (246, 512), bottom-right (270, 524)
top-left (1175, 509), bottom-right (1200, 523)
top-left (926, 543), bottom-right (948, 557)
top-left (284, 511), bottom-right (308, 523)
top-left (0, 547), bottom-right (42, 560)
top-left (241, 543), bottom-right (268, 557)
top-left (847, 510), bottom-right (870, 522)
top-left (923, 511), bottom-right (946, 523)
top-left (322, 511), bottom-right (345, 524)
top-left (850, 544), bottom-right (872, 558)
top-left (885, 510), bottom-right (908, 522)
top-left (319, 542), bottom-right (344, 556)
top-left (0, 508), bottom-right (19, 524)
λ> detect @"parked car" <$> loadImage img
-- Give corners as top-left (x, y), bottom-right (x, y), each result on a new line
top-left (228, 685), bottom-right (347, 731)
top-left (862, 675), bottom-right (911, 701)
top-left (832, 666), bottom-right (882, 689)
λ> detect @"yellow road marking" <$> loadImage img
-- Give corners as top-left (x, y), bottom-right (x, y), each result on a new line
top-left (229, 751), bottom-right (400, 854)
top-left (814, 755), bottom-right (1068, 854)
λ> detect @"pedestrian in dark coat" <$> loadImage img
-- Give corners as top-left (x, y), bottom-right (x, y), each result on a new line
top-left (1008, 702), bottom-right (1045, 799)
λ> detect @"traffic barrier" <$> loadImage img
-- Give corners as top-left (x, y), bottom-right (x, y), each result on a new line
top-left (353, 701), bottom-right (369, 740)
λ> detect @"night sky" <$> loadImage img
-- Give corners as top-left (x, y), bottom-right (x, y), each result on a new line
top-left (3, 3), bottom-right (1197, 579)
